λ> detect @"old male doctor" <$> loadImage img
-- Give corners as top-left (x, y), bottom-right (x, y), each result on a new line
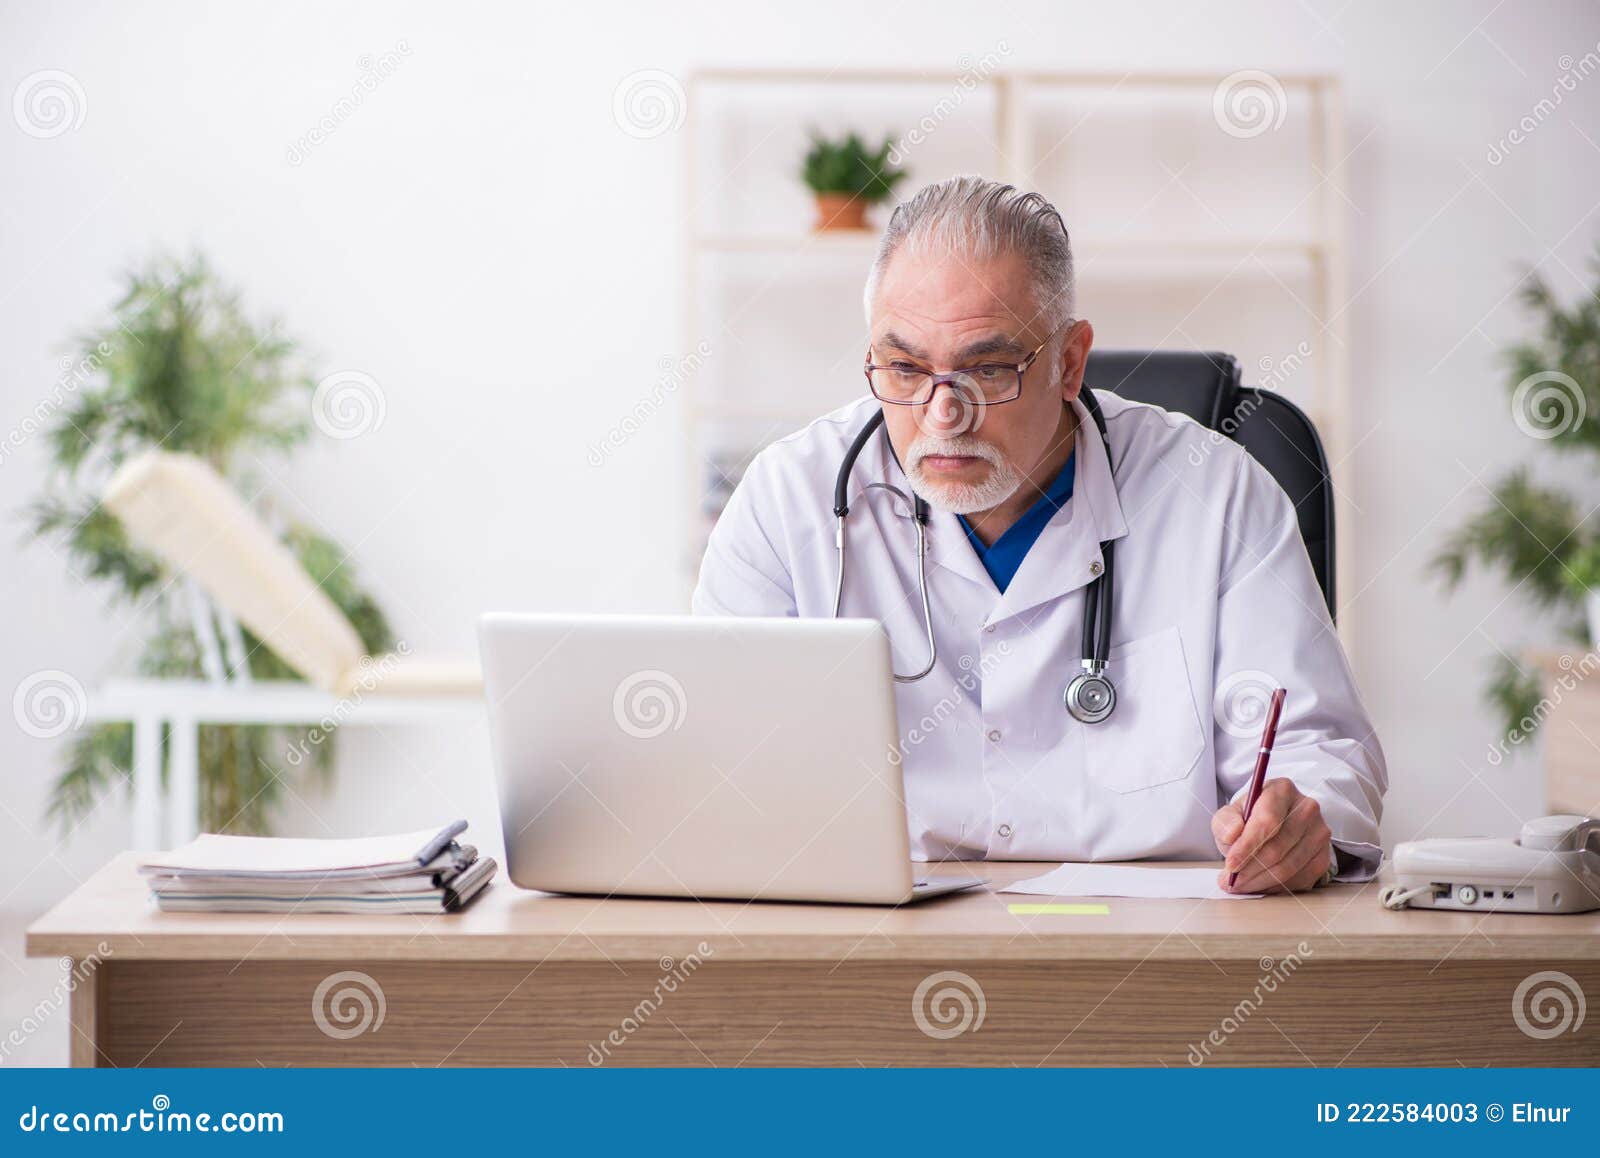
top-left (692, 176), bottom-right (1386, 893)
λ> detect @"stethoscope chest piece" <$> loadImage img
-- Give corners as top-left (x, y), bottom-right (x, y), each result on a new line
top-left (1064, 664), bottom-right (1116, 724)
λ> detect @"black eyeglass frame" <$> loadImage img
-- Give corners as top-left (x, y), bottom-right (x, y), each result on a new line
top-left (862, 326), bottom-right (1066, 407)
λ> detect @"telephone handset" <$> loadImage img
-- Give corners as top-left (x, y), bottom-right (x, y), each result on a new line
top-left (1381, 814), bottom-right (1600, 913)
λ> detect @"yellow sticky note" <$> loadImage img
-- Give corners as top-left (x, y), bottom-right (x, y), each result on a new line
top-left (1007, 902), bottom-right (1110, 916)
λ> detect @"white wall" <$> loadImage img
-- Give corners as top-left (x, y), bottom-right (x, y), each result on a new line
top-left (4, 0), bottom-right (1598, 969)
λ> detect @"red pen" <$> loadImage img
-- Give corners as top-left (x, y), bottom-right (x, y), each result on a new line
top-left (1227, 687), bottom-right (1286, 889)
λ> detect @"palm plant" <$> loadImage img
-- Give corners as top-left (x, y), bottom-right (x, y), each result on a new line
top-left (1432, 243), bottom-right (1600, 736)
top-left (28, 254), bottom-right (393, 833)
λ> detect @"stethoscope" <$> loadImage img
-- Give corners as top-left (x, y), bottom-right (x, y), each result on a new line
top-left (831, 387), bottom-right (1119, 724)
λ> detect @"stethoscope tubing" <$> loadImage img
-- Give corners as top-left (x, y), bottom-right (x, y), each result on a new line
top-left (831, 389), bottom-right (1117, 715)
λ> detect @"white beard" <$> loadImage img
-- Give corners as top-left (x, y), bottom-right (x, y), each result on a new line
top-left (904, 434), bottom-right (1023, 515)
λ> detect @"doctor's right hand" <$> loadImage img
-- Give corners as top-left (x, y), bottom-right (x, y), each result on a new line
top-left (1210, 778), bottom-right (1333, 894)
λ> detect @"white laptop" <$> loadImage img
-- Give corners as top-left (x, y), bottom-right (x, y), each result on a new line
top-left (478, 613), bottom-right (985, 905)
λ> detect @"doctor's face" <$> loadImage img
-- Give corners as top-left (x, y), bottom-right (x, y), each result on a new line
top-left (867, 249), bottom-right (1092, 518)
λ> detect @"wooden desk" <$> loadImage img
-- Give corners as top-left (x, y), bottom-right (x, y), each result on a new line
top-left (27, 855), bottom-right (1600, 1067)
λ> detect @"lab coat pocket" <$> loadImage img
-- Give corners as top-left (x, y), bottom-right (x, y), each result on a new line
top-left (1082, 625), bottom-right (1205, 793)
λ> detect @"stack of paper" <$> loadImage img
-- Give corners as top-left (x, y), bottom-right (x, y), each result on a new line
top-left (138, 820), bottom-right (496, 914)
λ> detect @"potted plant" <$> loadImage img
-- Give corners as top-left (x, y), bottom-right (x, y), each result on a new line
top-left (800, 130), bottom-right (907, 232)
top-left (27, 253), bottom-right (394, 834)
top-left (1564, 541), bottom-right (1600, 654)
top-left (1433, 242), bottom-right (1600, 732)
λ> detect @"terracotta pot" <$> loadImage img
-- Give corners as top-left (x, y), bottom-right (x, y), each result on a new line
top-left (812, 192), bottom-right (870, 232)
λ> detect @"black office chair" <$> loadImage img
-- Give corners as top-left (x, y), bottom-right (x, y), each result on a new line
top-left (1084, 349), bottom-right (1336, 621)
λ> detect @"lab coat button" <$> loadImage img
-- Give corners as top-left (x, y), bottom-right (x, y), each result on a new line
top-left (1089, 560), bottom-right (1103, 576)
top-left (987, 729), bottom-right (1002, 743)
top-left (997, 823), bottom-right (1013, 838)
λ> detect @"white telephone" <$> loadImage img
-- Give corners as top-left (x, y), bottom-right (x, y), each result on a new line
top-left (1380, 814), bottom-right (1600, 913)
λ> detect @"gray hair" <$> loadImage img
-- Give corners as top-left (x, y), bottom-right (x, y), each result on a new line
top-left (862, 175), bottom-right (1076, 330)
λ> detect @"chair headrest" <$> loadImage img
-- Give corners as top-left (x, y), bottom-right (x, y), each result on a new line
top-left (1086, 350), bottom-right (1241, 428)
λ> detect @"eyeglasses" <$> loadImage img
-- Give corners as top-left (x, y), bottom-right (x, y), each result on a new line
top-left (863, 332), bottom-right (1056, 407)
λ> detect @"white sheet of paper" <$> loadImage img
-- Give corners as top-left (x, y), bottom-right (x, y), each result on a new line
top-left (137, 825), bottom-right (456, 876)
top-left (1001, 863), bottom-right (1262, 900)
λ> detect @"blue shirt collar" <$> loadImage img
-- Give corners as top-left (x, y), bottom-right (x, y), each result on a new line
top-left (957, 453), bottom-right (1077, 593)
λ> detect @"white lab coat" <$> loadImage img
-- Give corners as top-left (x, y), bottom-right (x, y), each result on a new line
top-left (692, 391), bottom-right (1387, 880)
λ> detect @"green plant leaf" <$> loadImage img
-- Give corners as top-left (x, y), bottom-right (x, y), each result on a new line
top-left (46, 723), bottom-right (133, 834)
top-left (1429, 467), bottom-right (1588, 614)
top-left (800, 129), bottom-right (908, 203)
top-left (1484, 652), bottom-right (1546, 745)
top-left (1434, 241), bottom-right (1600, 746)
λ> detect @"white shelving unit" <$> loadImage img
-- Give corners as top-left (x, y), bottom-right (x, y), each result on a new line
top-left (682, 67), bottom-right (1350, 631)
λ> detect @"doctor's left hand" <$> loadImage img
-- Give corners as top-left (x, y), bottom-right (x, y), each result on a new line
top-left (1211, 778), bottom-right (1333, 894)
